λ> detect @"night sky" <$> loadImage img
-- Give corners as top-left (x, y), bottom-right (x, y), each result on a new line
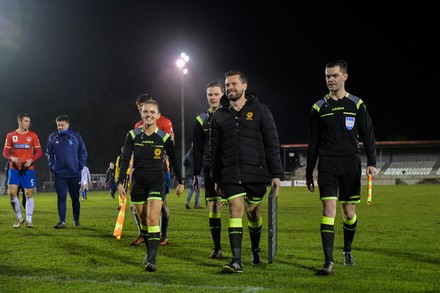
top-left (0, 1), bottom-right (438, 184)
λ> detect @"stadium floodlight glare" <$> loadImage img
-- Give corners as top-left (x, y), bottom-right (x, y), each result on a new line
top-left (176, 59), bottom-right (185, 68)
top-left (176, 52), bottom-right (189, 175)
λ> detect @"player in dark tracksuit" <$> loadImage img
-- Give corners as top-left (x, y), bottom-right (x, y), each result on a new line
top-left (306, 60), bottom-right (377, 275)
top-left (192, 81), bottom-right (225, 259)
top-left (46, 115), bottom-right (88, 229)
top-left (117, 100), bottom-right (184, 272)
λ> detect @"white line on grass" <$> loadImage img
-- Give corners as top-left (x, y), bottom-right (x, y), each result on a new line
top-left (20, 275), bottom-right (267, 291)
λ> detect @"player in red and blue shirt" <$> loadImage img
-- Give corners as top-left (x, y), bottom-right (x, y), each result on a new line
top-left (3, 113), bottom-right (43, 228)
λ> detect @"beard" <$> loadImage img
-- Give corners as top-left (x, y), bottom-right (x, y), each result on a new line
top-left (227, 88), bottom-right (244, 101)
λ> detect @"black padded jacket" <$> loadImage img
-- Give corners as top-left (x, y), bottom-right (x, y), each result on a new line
top-left (210, 93), bottom-right (283, 185)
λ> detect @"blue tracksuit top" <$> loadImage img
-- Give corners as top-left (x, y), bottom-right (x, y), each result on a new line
top-left (46, 128), bottom-right (88, 178)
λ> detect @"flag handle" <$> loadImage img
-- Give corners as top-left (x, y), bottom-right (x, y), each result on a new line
top-left (367, 174), bottom-right (372, 205)
top-left (113, 194), bottom-right (126, 239)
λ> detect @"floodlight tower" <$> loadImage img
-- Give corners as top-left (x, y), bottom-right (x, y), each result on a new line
top-left (175, 52), bottom-right (189, 176)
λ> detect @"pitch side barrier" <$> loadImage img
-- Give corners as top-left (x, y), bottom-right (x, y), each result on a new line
top-left (280, 140), bottom-right (440, 185)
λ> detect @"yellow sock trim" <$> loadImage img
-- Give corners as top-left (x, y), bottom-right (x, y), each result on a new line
top-left (322, 216), bottom-right (335, 225)
top-left (344, 214), bottom-right (357, 225)
top-left (209, 212), bottom-right (221, 219)
top-left (148, 225), bottom-right (160, 233)
top-left (229, 218), bottom-right (242, 228)
top-left (248, 217), bottom-right (263, 228)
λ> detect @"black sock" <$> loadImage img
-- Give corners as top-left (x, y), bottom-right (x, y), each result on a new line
top-left (343, 218), bottom-right (357, 252)
top-left (209, 217), bottom-right (221, 249)
top-left (146, 231), bottom-right (160, 264)
top-left (248, 224), bottom-right (262, 251)
top-left (321, 223), bottom-right (335, 262)
top-left (229, 227), bottom-right (243, 263)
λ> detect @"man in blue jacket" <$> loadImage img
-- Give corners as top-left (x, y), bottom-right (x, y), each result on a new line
top-left (46, 115), bottom-right (88, 229)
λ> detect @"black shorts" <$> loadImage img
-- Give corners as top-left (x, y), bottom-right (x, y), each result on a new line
top-left (221, 183), bottom-right (267, 204)
top-left (317, 154), bottom-right (361, 203)
top-left (203, 171), bottom-right (221, 201)
top-left (130, 170), bottom-right (166, 203)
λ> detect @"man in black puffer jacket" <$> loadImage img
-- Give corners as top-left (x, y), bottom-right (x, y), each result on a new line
top-left (210, 69), bottom-right (282, 273)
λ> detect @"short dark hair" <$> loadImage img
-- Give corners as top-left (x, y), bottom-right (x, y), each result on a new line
top-left (325, 60), bottom-right (348, 74)
top-left (55, 115), bottom-right (69, 123)
top-left (225, 69), bottom-right (248, 85)
top-left (17, 113), bottom-right (30, 121)
top-left (206, 81), bottom-right (225, 93)
top-left (136, 94), bottom-right (154, 106)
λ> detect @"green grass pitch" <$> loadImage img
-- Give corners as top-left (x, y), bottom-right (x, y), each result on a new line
top-left (0, 185), bottom-right (439, 292)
